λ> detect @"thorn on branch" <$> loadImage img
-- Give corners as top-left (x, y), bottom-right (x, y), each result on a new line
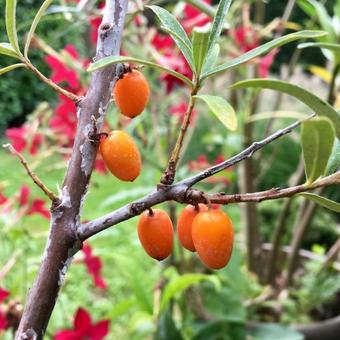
top-left (3, 144), bottom-right (59, 203)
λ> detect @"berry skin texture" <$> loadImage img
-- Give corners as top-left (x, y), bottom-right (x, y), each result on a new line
top-left (177, 204), bottom-right (208, 252)
top-left (137, 209), bottom-right (174, 261)
top-left (113, 69), bottom-right (150, 118)
top-left (99, 130), bottom-right (141, 182)
top-left (192, 209), bottom-right (234, 270)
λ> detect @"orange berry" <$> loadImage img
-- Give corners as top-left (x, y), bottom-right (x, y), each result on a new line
top-left (192, 209), bottom-right (234, 270)
top-left (113, 69), bottom-right (150, 118)
top-left (177, 204), bottom-right (208, 252)
top-left (137, 209), bottom-right (174, 261)
top-left (99, 130), bottom-right (141, 181)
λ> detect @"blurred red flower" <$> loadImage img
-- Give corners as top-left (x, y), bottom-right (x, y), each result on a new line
top-left (0, 288), bottom-right (9, 303)
top-left (0, 288), bottom-right (9, 331)
top-left (0, 193), bottom-right (8, 206)
top-left (82, 244), bottom-right (107, 290)
top-left (18, 185), bottom-right (50, 219)
top-left (45, 44), bottom-right (80, 90)
top-left (89, 2), bottom-right (105, 44)
top-left (5, 126), bottom-right (43, 155)
top-left (231, 25), bottom-right (278, 77)
top-left (169, 101), bottom-right (197, 123)
top-left (54, 308), bottom-right (109, 340)
top-left (182, 0), bottom-right (212, 32)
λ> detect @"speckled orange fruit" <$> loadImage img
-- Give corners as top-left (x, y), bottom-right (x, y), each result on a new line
top-left (177, 204), bottom-right (208, 252)
top-left (99, 130), bottom-right (141, 181)
top-left (192, 209), bottom-right (234, 270)
top-left (137, 209), bottom-right (174, 261)
top-left (113, 69), bottom-right (150, 118)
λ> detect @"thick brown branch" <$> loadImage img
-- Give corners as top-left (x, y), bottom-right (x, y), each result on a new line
top-left (3, 144), bottom-right (58, 202)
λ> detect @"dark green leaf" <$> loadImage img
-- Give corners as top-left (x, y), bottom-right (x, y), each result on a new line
top-left (298, 42), bottom-right (340, 54)
top-left (230, 79), bottom-right (340, 139)
top-left (25, 0), bottom-right (54, 58)
top-left (298, 193), bottom-right (340, 213)
top-left (87, 55), bottom-right (193, 87)
top-left (5, 0), bottom-right (21, 54)
top-left (207, 0), bottom-right (232, 55)
top-left (301, 118), bottom-right (335, 184)
top-left (0, 63), bottom-right (26, 75)
top-left (194, 94), bottom-right (237, 131)
top-left (203, 30), bottom-right (327, 79)
top-left (192, 26), bottom-right (210, 76)
top-left (0, 42), bottom-right (19, 58)
top-left (148, 5), bottom-right (194, 71)
top-left (156, 309), bottom-right (184, 340)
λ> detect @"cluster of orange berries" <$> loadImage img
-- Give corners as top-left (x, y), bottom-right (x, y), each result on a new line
top-left (100, 68), bottom-right (150, 181)
top-left (138, 205), bottom-right (234, 270)
top-left (99, 66), bottom-right (234, 270)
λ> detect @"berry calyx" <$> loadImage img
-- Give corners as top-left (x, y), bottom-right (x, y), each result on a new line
top-left (99, 130), bottom-right (141, 181)
top-left (137, 209), bottom-right (174, 261)
top-left (192, 209), bottom-right (234, 270)
top-left (113, 68), bottom-right (150, 118)
top-left (177, 204), bottom-right (208, 252)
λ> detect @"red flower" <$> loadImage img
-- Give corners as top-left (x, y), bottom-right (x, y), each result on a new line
top-left (82, 244), bottom-right (107, 290)
top-left (182, 0), bottom-right (212, 32)
top-left (169, 101), bottom-right (197, 124)
top-left (54, 308), bottom-right (109, 340)
top-left (50, 94), bottom-right (77, 146)
top-left (89, 2), bottom-right (105, 44)
top-left (28, 199), bottom-right (51, 219)
top-left (151, 33), bottom-right (173, 51)
top-left (5, 126), bottom-right (43, 155)
top-left (17, 185), bottom-right (50, 219)
top-left (231, 25), bottom-right (278, 77)
top-left (45, 44), bottom-right (80, 90)
top-left (94, 158), bottom-right (108, 175)
top-left (0, 192), bottom-right (7, 206)
top-left (0, 288), bottom-right (9, 303)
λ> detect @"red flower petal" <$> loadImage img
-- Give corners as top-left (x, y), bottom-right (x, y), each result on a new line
top-left (0, 311), bottom-right (7, 331)
top-left (0, 192), bottom-right (8, 206)
top-left (28, 199), bottom-right (50, 219)
top-left (5, 126), bottom-right (27, 152)
top-left (19, 185), bottom-right (30, 206)
top-left (89, 320), bottom-right (110, 339)
top-left (0, 287), bottom-right (9, 303)
top-left (74, 308), bottom-right (92, 334)
top-left (94, 276), bottom-right (108, 290)
top-left (54, 329), bottom-right (83, 340)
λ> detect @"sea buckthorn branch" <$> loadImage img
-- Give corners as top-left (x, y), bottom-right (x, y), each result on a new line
top-left (15, 1), bottom-right (129, 338)
top-left (79, 118), bottom-right (315, 240)
top-left (2, 144), bottom-right (59, 202)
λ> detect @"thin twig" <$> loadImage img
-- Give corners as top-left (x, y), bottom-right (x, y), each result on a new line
top-left (160, 91), bottom-right (198, 185)
top-left (23, 61), bottom-right (80, 102)
top-left (3, 144), bottom-right (58, 202)
top-left (319, 239), bottom-right (340, 272)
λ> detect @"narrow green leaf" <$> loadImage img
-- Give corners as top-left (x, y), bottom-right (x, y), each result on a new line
top-left (207, 0), bottom-right (232, 55)
top-left (326, 139), bottom-right (340, 175)
top-left (301, 118), bottom-right (335, 184)
top-left (298, 42), bottom-right (340, 54)
top-left (0, 63), bottom-right (26, 75)
top-left (203, 30), bottom-right (327, 79)
top-left (148, 5), bottom-right (194, 71)
top-left (24, 0), bottom-right (53, 58)
top-left (202, 43), bottom-right (220, 75)
top-left (87, 55), bottom-right (193, 88)
top-left (230, 79), bottom-right (340, 139)
top-left (307, 0), bottom-right (336, 41)
top-left (298, 193), bottom-right (340, 213)
top-left (160, 273), bottom-right (220, 312)
top-left (194, 94), bottom-right (237, 131)
top-left (192, 26), bottom-right (210, 76)
top-left (0, 42), bottom-right (19, 58)
top-left (5, 0), bottom-right (21, 54)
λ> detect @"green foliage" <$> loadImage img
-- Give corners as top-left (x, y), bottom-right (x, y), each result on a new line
top-left (301, 117), bottom-right (335, 184)
top-left (192, 26), bottom-right (210, 76)
top-left (194, 94), bottom-right (237, 131)
top-left (299, 193), bottom-right (340, 213)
